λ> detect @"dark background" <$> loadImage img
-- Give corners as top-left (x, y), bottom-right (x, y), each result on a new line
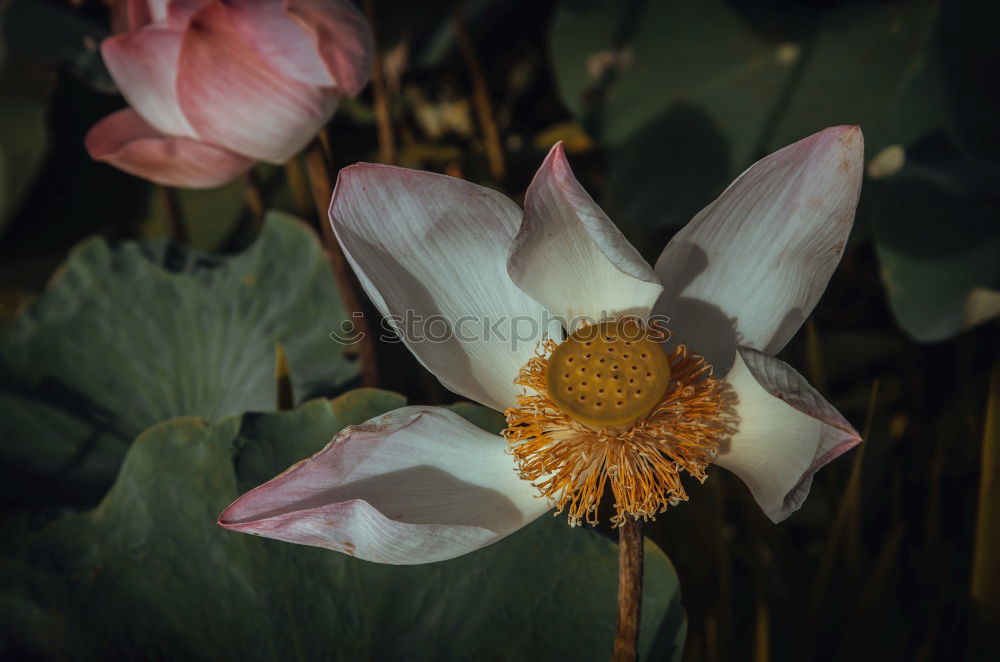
top-left (1, 0), bottom-right (998, 660)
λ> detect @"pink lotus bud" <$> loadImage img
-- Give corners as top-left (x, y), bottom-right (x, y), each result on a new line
top-left (87, 0), bottom-right (372, 188)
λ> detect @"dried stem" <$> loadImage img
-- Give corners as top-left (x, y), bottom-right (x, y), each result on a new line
top-left (613, 518), bottom-right (644, 662)
top-left (804, 318), bottom-right (827, 395)
top-left (971, 360), bottom-right (1000, 621)
top-left (274, 342), bottom-right (294, 411)
top-left (243, 168), bottom-right (265, 229)
top-left (452, 1), bottom-right (505, 182)
top-left (363, 0), bottom-right (396, 164)
top-left (303, 139), bottom-right (379, 387)
top-left (808, 378), bottom-right (878, 635)
top-left (284, 156), bottom-right (314, 218)
top-left (846, 378), bottom-right (879, 570)
top-left (159, 185), bottom-right (188, 244)
top-left (753, 592), bottom-right (771, 662)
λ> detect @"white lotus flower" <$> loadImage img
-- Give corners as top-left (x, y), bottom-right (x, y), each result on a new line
top-left (219, 126), bottom-right (865, 565)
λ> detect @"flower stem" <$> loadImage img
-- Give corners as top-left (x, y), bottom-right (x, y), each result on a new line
top-left (159, 186), bottom-right (188, 244)
top-left (613, 518), bottom-right (644, 662)
top-left (452, 0), bottom-right (505, 183)
top-left (363, 0), bottom-right (396, 164)
top-left (285, 157), bottom-right (314, 219)
top-left (243, 168), bottom-right (265, 229)
top-left (303, 139), bottom-right (379, 388)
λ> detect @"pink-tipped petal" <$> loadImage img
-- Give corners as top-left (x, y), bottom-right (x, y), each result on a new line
top-left (285, 0), bottom-right (374, 96)
top-left (654, 126), bottom-right (864, 372)
top-left (101, 26), bottom-right (195, 137)
top-left (508, 143), bottom-right (663, 327)
top-left (716, 347), bottom-right (862, 523)
top-left (203, 0), bottom-right (336, 87)
top-left (330, 165), bottom-right (559, 412)
top-left (218, 406), bottom-right (549, 565)
top-left (177, 1), bottom-right (339, 162)
top-left (86, 108), bottom-right (254, 188)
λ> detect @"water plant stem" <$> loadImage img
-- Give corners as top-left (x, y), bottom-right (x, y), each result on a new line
top-left (613, 518), bottom-right (644, 661)
top-left (303, 139), bottom-right (379, 388)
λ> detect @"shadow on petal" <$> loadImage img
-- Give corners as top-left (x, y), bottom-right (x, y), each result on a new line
top-left (654, 126), bottom-right (864, 358)
top-left (654, 239), bottom-right (741, 374)
top-left (221, 464), bottom-right (525, 531)
top-left (663, 296), bottom-right (740, 376)
top-left (218, 406), bottom-right (550, 564)
top-left (764, 307), bottom-right (807, 356)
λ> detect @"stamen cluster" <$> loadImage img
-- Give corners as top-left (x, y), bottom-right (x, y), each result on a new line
top-left (503, 328), bottom-right (733, 526)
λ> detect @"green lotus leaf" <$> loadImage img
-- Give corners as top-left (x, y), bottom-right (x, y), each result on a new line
top-left (0, 213), bottom-right (358, 502)
top-left (4, 394), bottom-right (685, 660)
top-left (551, 0), bottom-right (943, 172)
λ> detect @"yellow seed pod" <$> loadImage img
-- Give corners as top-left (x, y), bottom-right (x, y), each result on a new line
top-left (545, 320), bottom-right (671, 428)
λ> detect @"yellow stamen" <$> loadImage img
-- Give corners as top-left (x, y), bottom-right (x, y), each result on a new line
top-left (545, 319), bottom-right (671, 428)
top-left (504, 319), bottom-right (733, 527)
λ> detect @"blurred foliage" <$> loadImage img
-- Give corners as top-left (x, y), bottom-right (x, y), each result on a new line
top-left (550, 0), bottom-right (999, 341)
top-left (2, 0), bottom-right (114, 93)
top-left (0, 27), bottom-right (53, 234)
top-left (874, 143), bottom-right (1000, 342)
top-left (551, 0), bottom-right (941, 163)
top-left (0, 0), bottom-right (997, 660)
top-left (0, 394), bottom-right (685, 660)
